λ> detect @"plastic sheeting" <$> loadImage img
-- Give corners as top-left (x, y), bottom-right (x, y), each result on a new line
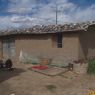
top-left (19, 50), bottom-right (40, 64)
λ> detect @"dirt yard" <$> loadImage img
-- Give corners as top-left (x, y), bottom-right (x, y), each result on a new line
top-left (0, 62), bottom-right (95, 95)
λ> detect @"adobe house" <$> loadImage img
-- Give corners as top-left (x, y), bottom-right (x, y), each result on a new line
top-left (0, 21), bottom-right (95, 64)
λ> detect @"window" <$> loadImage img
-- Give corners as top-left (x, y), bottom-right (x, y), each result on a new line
top-left (56, 32), bottom-right (62, 48)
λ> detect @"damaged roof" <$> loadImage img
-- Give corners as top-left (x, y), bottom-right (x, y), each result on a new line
top-left (0, 21), bottom-right (95, 36)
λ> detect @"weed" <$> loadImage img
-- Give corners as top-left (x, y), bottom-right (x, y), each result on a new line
top-left (87, 59), bottom-right (95, 74)
top-left (45, 84), bottom-right (57, 92)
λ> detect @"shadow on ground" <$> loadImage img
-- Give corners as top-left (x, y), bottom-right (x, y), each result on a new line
top-left (0, 68), bottom-right (26, 83)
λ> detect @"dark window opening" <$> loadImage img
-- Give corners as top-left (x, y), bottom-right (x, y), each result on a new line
top-left (56, 32), bottom-right (62, 48)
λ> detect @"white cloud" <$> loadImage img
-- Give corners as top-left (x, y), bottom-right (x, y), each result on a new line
top-left (75, 5), bottom-right (95, 22)
top-left (0, 15), bottom-right (33, 30)
top-left (0, 0), bottom-right (95, 29)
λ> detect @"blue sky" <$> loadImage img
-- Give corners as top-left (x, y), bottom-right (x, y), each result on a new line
top-left (0, 0), bottom-right (95, 30)
top-left (70, 0), bottom-right (95, 7)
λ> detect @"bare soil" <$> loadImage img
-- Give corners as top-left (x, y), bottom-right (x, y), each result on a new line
top-left (0, 63), bottom-right (95, 95)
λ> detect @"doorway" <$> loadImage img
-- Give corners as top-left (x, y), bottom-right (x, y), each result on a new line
top-left (2, 38), bottom-right (15, 59)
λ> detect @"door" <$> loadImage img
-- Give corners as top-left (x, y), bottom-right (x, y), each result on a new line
top-left (2, 39), bottom-right (15, 60)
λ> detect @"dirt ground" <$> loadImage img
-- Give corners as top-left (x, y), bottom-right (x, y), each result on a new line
top-left (0, 63), bottom-right (95, 95)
